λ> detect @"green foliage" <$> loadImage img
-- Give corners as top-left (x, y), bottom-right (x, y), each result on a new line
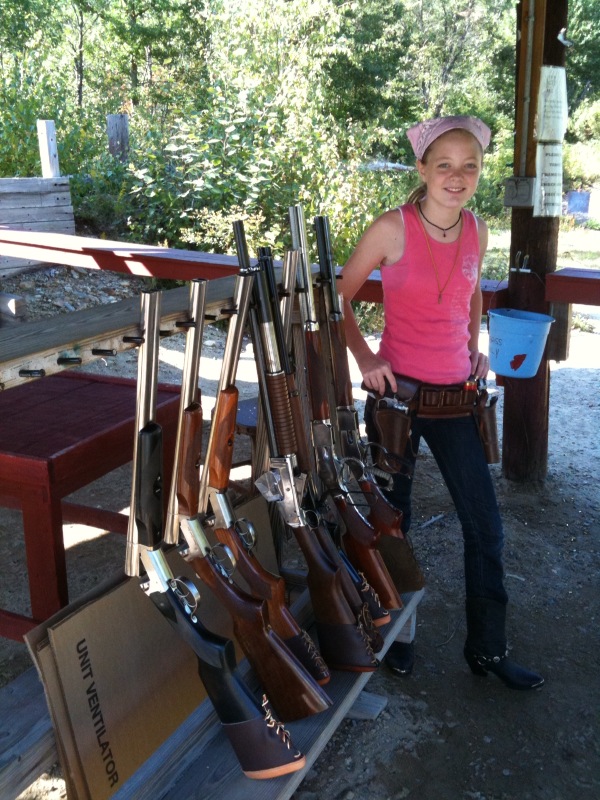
top-left (70, 155), bottom-right (131, 237)
top-left (1, 0), bottom-right (597, 265)
top-left (352, 300), bottom-right (385, 335)
top-left (563, 141), bottom-right (600, 191)
top-left (565, 0), bottom-right (600, 113)
top-left (569, 99), bottom-right (600, 141)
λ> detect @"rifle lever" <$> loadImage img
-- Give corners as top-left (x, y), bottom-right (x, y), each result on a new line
top-left (209, 542), bottom-right (237, 579)
top-left (234, 518), bottom-right (257, 552)
top-left (168, 576), bottom-right (201, 619)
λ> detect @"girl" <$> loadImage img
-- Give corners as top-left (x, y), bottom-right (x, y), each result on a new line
top-left (340, 116), bottom-right (543, 690)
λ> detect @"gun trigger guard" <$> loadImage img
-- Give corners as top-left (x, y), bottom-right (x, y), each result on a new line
top-left (235, 517), bottom-right (256, 551)
top-left (300, 507), bottom-right (321, 529)
top-left (211, 542), bottom-right (237, 578)
top-left (338, 456), bottom-right (366, 485)
top-left (169, 576), bottom-right (201, 618)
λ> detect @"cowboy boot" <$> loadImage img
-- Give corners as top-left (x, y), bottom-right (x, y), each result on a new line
top-left (464, 597), bottom-right (544, 690)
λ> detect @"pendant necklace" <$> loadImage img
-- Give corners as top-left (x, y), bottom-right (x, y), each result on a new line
top-left (416, 209), bottom-right (463, 304)
top-left (417, 202), bottom-right (461, 237)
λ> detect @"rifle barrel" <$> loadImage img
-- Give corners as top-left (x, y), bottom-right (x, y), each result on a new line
top-left (125, 288), bottom-right (162, 576)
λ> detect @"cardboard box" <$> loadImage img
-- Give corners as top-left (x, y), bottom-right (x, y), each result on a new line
top-left (25, 495), bottom-right (278, 800)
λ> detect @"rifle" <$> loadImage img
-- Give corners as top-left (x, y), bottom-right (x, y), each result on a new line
top-left (183, 238), bottom-right (331, 721)
top-left (198, 228), bottom-right (330, 687)
top-left (258, 244), bottom-right (390, 631)
top-left (164, 279), bottom-right (207, 545)
top-left (314, 214), bottom-right (425, 595)
top-left (289, 205), bottom-right (403, 610)
top-left (125, 288), bottom-right (306, 779)
top-left (179, 516), bottom-right (330, 721)
top-left (251, 249), bottom-right (380, 672)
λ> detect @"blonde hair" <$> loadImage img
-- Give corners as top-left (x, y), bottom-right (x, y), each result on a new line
top-left (406, 183), bottom-right (427, 205)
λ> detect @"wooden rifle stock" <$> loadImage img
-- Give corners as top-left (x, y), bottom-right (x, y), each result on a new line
top-left (142, 553), bottom-right (306, 779)
top-left (214, 521), bottom-right (330, 686)
top-left (165, 279), bottom-right (207, 543)
top-left (182, 520), bottom-right (331, 722)
top-left (303, 330), bottom-right (331, 423)
top-left (342, 533), bottom-right (403, 610)
top-left (214, 525), bottom-right (296, 636)
top-left (176, 399), bottom-right (203, 518)
top-left (206, 385), bottom-right (239, 493)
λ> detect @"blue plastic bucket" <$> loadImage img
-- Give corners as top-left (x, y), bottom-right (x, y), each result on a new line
top-left (487, 308), bottom-right (555, 379)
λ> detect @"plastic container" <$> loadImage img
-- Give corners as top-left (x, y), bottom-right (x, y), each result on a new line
top-left (487, 308), bottom-right (555, 379)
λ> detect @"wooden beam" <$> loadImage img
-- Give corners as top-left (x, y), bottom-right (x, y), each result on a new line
top-left (503, 0), bottom-right (569, 484)
top-left (545, 268), bottom-right (600, 305)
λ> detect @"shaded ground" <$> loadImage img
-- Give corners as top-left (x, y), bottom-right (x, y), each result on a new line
top-left (0, 261), bottom-right (598, 800)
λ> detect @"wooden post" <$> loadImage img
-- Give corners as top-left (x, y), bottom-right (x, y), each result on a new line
top-left (107, 114), bottom-right (130, 161)
top-left (501, 0), bottom-right (569, 483)
top-left (37, 120), bottom-right (60, 178)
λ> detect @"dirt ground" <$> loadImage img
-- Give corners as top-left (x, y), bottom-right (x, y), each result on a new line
top-left (1, 268), bottom-right (599, 800)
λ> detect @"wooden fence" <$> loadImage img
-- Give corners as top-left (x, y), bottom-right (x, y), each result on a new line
top-left (0, 120), bottom-right (75, 277)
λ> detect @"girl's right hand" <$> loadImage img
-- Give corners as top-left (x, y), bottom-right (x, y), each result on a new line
top-left (359, 352), bottom-right (397, 396)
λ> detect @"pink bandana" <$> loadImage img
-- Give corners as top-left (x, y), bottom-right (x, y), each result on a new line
top-left (407, 116), bottom-right (491, 161)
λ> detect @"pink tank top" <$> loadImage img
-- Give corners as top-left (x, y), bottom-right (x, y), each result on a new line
top-left (379, 204), bottom-right (480, 384)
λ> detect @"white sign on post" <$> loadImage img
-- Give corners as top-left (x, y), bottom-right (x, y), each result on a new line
top-left (533, 66), bottom-right (568, 217)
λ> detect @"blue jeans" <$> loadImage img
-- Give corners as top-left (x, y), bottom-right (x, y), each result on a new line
top-left (364, 397), bottom-right (508, 606)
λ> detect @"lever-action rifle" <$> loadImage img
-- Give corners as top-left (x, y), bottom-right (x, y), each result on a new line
top-left (125, 287), bottom-right (306, 780)
top-left (182, 239), bottom-right (331, 721)
top-left (254, 247), bottom-right (390, 632)
top-left (199, 226), bottom-right (330, 686)
top-left (251, 249), bottom-right (380, 672)
top-left (289, 205), bottom-right (403, 610)
top-left (314, 214), bottom-right (425, 594)
top-left (165, 279), bottom-right (207, 545)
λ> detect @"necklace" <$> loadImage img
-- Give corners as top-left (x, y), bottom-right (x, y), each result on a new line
top-left (417, 202), bottom-right (462, 237)
top-left (416, 210), bottom-right (463, 303)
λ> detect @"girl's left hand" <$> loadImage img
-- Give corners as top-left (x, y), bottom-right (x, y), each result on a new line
top-left (469, 350), bottom-right (489, 380)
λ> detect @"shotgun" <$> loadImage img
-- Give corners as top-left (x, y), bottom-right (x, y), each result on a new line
top-left (125, 288), bottom-right (306, 779)
top-left (251, 252), bottom-right (380, 672)
top-left (258, 245), bottom-right (391, 630)
top-left (314, 214), bottom-right (425, 594)
top-left (289, 205), bottom-right (403, 609)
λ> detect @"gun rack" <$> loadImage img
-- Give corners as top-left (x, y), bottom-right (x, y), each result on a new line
top-left (0, 589), bottom-right (423, 800)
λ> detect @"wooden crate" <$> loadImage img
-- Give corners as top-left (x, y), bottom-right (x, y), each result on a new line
top-left (0, 177), bottom-right (75, 275)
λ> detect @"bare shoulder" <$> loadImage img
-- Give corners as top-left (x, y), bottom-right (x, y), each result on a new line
top-left (346, 208), bottom-right (404, 265)
top-left (339, 207), bottom-right (404, 299)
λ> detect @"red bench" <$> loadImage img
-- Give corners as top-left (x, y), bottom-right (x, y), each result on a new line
top-left (0, 371), bottom-right (180, 641)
